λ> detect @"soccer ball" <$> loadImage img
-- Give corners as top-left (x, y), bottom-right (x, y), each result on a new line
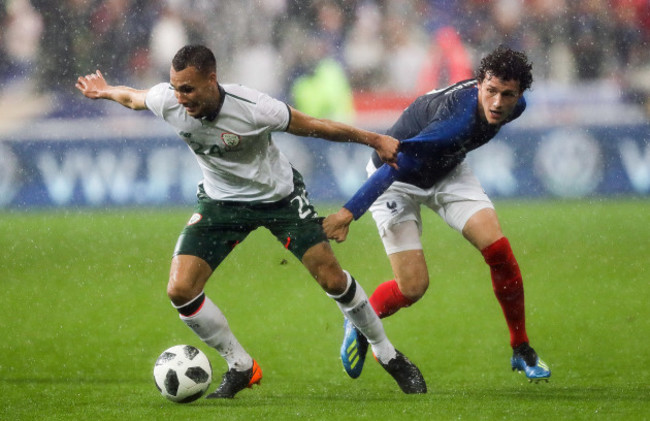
top-left (153, 345), bottom-right (212, 403)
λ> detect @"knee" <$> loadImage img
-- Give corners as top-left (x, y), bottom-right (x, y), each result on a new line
top-left (481, 236), bottom-right (513, 266)
top-left (167, 277), bottom-right (197, 306)
top-left (302, 242), bottom-right (348, 295)
top-left (398, 275), bottom-right (429, 303)
top-left (167, 255), bottom-right (212, 306)
top-left (307, 256), bottom-right (348, 295)
top-left (463, 208), bottom-right (504, 251)
top-left (314, 262), bottom-right (348, 295)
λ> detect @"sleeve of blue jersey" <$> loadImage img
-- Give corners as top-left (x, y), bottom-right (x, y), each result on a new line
top-left (399, 116), bottom-right (472, 156)
top-left (342, 90), bottom-right (476, 220)
top-left (343, 152), bottom-right (423, 220)
top-left (343, 163), bottom-right (397, 220)
top-left (400, 93), bottom-right (475, 152)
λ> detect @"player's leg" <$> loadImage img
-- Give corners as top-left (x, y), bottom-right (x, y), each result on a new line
top-left (268, 173), bottom-right (425, 392)
top-left (462, 208), bottom-right (550, 381)
top-left (168, 254), bottom-right (253, 369)
top-left (462, 207), bottom-right (529, 347)
top-left (341, 245), bottom-right (424, 378)
top-left (301, 241), bottom-right (393, 360)
top-left (168, 254), bottom-right (262, 398)
top-left (264, 169), bottom-right (393, 353)
top-left (366, 179), bottom-right (430, 319)
top-left (336, 224), bottom-right (426, 379)
top-left (300, 241), bottom-right (426, 394)
top-left (432, 162), bottom-right (528, 346)
top-left (438, 162), bottom-right (549, 381)
top-left (333, 183), bottom-right (428, 379)
top-left (170, 201), bottom-right (262, 398)
top-left (373, 222), bottom-right (428, 318)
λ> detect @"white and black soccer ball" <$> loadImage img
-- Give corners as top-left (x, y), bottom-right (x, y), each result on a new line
top-left (153, 345), bottom-right (212, 403)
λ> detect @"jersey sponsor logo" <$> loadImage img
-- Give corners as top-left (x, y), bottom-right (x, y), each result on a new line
top-left (187, 213), bottom-right (203, 225)
top-left (387, 201), bottom-right (398, 214)
top-left (221, 132), bottom-right (241, 149)
top-left (189, 140), bottom-right (224, 157)
top-left (179, 131), bottom-right (192, 139)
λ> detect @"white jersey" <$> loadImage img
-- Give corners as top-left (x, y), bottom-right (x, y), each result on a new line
top-left (145, 82), bottom-right (293, 203)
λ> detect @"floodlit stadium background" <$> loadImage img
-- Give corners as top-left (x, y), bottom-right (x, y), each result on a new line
top-left (1, 3), bottom-right (649, 419)
top-left (1, 0), bottom-right (649, 208)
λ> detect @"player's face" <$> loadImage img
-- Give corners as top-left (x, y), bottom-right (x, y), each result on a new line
top-left (169, 66), bottom-right (219, 119)
top-left (477, 73), bottom-right (522, 125)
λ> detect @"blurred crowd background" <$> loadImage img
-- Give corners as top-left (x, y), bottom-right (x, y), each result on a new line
top-left (0, 0), bottom-right (649, 127)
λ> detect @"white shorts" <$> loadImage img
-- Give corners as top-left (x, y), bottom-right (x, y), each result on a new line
top-left (367, 160), bottom-right (494, 255)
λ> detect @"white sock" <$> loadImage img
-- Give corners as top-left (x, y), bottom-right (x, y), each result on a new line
top-left (176, 294), bottom-right (253, 371)
top-left (328, 270), bottom-right (397, 364)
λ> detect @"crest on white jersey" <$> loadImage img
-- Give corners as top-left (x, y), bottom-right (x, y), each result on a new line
top-left (221, 133), bottom-right (241, 148)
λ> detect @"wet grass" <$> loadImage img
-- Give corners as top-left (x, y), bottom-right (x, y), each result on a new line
top-left (1, 199), bottom-right (648, 420)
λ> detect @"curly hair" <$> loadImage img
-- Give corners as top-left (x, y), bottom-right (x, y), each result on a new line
top-left (476, 46), bottom-right (533, 92)
top-left (172, 45), bottom-right (217, 75)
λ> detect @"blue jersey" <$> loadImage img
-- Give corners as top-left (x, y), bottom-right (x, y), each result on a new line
top-left (344, 79), bottom-right (526, 219)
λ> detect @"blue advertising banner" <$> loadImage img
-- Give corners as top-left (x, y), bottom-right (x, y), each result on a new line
top-left (0, 124), bottom-right (649, 209)
top-left (468, 125), bottom-right (650, 198)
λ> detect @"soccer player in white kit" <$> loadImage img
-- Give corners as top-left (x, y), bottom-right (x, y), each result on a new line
top-left (324, 46), bottom-right (551, 383)
top-left (76, 44), bottom-right (426, 398)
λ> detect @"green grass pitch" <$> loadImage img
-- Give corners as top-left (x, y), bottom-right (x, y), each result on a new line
top-left (1, 199), bottom-right (648, 420)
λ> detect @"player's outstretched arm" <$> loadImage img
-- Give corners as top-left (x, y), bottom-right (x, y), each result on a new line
top-left (287, 106), bottom-right (399, 169)
top-left (75, 70), bottom-right (148, 110)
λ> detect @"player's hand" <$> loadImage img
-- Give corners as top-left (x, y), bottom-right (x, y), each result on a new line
top-left (75, 70), bottom-right (108, 99)
top-left (375, 134), bottom-right (399, 169)
top-left (323, 208), bottom-right (354, 243)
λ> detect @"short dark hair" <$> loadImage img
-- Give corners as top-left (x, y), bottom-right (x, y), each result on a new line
top-left (477, 46), bottom-right (533, 92)
top-left (172, 45), bottom-right (217, 74)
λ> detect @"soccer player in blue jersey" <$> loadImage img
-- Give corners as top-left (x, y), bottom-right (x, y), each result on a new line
top-left (324, 46), bottom-right (551, 383)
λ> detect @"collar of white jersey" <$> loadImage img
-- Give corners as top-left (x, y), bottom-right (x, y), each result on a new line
top-left (201, 84), bottom-right (227, 122)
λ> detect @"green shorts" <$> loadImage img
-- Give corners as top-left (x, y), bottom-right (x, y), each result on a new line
top-left (173, 170), bottom-right (327, 269)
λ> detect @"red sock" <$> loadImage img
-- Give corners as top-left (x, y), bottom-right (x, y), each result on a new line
top-left (481, 237), bottom-right (529, 348)
top-left (369, 279), bottom-right (414, 319)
